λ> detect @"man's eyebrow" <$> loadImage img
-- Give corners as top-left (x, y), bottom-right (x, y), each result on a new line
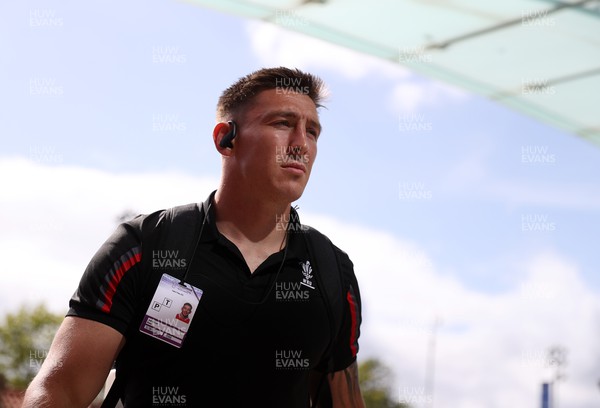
top-left (264, 110), bottom-right (322, 133)
top-left (309, 119), bottom-right (322, 135)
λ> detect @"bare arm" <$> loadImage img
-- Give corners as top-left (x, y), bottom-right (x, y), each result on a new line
top-left (328, 361), bottom-right (366, 408)
top-left (23, 316), bottom-right (125, 408)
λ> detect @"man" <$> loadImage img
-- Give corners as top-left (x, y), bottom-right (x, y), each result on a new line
top-left (175, 303), bottom-right (192, 324)
top-left (23, 67), bottom-right (364, 407)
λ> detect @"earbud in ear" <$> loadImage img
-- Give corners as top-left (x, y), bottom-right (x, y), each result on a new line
top-left (219, 121), bottom-right (237, 149)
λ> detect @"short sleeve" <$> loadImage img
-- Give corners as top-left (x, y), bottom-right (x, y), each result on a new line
top-left (67, 215), bottom-right (149, 335)
top-left (329, 248), bottom-right (362, 372)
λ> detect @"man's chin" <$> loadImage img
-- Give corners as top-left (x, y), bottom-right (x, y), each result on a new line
top-left (273, 184), bottom-right (307, 205)
top-left (288, 182), bottom-right (309, 202)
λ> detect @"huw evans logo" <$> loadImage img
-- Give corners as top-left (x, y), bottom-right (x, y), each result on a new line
top-left (30, 145), bottom-right (63, 164)
top-left (398, 386), bottom-right (433, 405)
top-left (521, 78), bottom-right (556, 95)
top-left (152, 250), bottom-right (187, 270)
top-left (152, 386), bottom-right (187, 406)
top-left (275, 77), bottom-right (310, 95)
top-left (521, 145), bottom-right (556, 164)
top-left (275, 282), bottom-right (309, 301)
top-left (521, 214), bottom-right (556, 232)
top-left (275, 210), bottom-right (309, 233)
top-left (29, 9), bottom-right (63, 28)
top-left (398, 46), bottom-right (432, 63)
top-left (275, 350), bottom-right (310, 370)
top-left (398, 113), bottom-right (433, 132)
top-left (29, 78), bottom-right (64, 96)
top-left (276, 146), bottom-right (309, 165)
top-left (521, 9), bottom-right (556, 27)
top-left (29, 349), bottom-right (63, 370)
top-left (399, 181), bottom-right (433, 201)
top-left (152, 46), bottom-right (187, 64)
top-left (152, 113), bottom-right (187, 132)
top-left (275, 9), bottom-right (309, 28)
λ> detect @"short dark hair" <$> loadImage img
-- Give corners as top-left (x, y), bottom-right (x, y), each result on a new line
top-left (216, 67), bottom-right (327, 121)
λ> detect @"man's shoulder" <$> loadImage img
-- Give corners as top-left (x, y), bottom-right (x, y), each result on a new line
top-left (302, 225), bottom-right (349, 254)
top-left (128, 203), bottom-right (201, 233)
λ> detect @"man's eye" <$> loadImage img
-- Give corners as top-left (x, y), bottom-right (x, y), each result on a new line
top-left (274, 121), bottom-right (291, 127)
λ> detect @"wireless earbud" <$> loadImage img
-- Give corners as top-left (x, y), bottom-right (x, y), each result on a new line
top-left (219, 121), bottom-right (237, 149)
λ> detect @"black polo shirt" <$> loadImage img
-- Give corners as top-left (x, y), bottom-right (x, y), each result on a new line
top-left (68, 192), bottom-right (361, 407)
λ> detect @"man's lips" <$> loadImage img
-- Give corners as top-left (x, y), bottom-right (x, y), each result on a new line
top-left (281, 161), bottom-right (307, 173)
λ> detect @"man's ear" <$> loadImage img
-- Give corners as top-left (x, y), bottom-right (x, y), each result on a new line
top-left (213, 122), bottom-right (235, 155)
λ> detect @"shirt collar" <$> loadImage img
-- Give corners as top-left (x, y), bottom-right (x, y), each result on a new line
top-left (199, 190), bottom-right (305, 259)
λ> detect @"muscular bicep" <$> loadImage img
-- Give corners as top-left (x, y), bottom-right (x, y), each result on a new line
top-left (23, 316), bottom-right (125, 408)
top-left (328, 361), bottom-right (365, 408)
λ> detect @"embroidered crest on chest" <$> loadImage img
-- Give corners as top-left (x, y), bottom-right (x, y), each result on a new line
top-left (300, 260), bottom-right (315, 290)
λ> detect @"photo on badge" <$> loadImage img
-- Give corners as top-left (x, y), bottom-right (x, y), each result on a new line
top-left (139, 273), bottom-right (203, 348)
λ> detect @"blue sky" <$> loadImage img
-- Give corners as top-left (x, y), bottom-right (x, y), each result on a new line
top-left (2, 1), bottom-right (600, 407)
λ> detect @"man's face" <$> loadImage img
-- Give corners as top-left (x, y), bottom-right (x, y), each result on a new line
top-left (227, 89), bottom-right (321, 202)
top-left (181, 305), bottom-right (192, 317)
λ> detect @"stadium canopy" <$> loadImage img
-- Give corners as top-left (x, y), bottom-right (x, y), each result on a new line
top-left (185, 0), bottom-right (600, 145)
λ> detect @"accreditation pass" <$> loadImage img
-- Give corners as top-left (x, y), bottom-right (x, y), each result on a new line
top-left (139, 273), bottom-right (203, 348)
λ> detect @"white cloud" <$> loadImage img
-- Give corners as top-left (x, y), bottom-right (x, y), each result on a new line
top-left (245, 19), bottom-right (469, 115)
top-left (0, 157), bottom-right (219, 315)
top-left (303, 214), bottom-right (600, 408)
top-left (245, 20), bottom-right (409, 81)
top-left (1, 157), bottom-right (598, 407)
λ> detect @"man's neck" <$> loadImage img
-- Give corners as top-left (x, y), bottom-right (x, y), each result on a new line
top-left (213, 187), bottom-right (292, 273)
top-left (213, 187), bottom-right (291, 246)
